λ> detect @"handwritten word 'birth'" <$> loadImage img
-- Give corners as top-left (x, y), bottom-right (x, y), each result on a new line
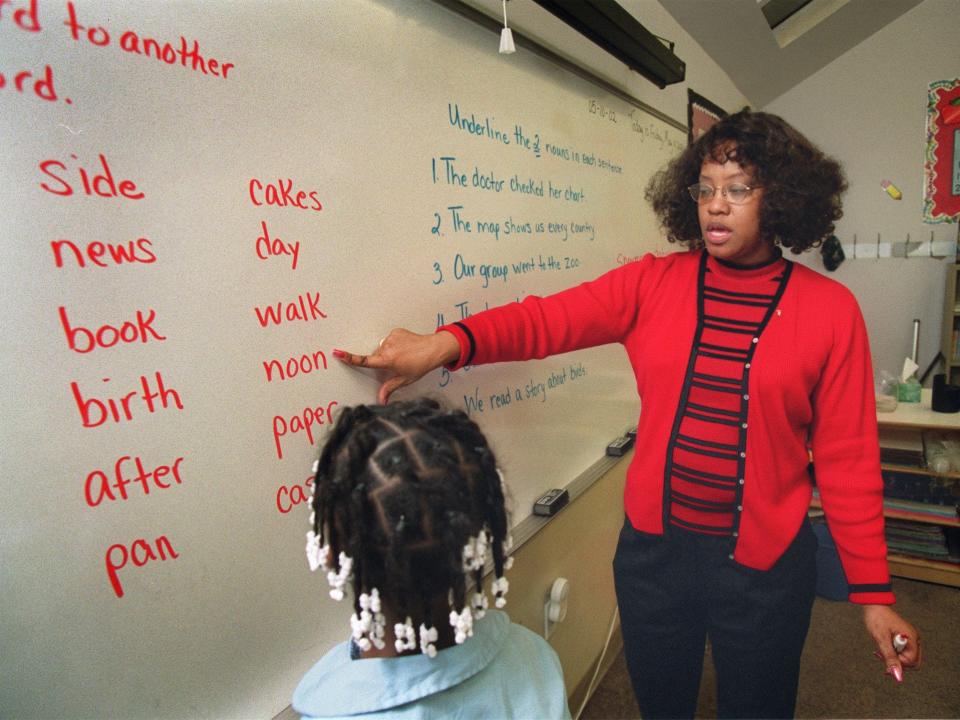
top-left (71, 371), bottom-right (183, 428)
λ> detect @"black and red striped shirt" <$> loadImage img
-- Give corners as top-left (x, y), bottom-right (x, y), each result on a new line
top-left (666, 251), bottom-right (790, 536)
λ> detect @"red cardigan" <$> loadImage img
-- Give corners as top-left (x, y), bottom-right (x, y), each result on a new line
top-left (442, 250), bottom-right (894, 605)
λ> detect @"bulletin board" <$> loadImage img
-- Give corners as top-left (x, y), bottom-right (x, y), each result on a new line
top-left (0, 1), bottom-right (685, 716)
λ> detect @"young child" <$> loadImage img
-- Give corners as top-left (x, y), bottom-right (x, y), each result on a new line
top-left (293, 399), bottom-right (571, 719)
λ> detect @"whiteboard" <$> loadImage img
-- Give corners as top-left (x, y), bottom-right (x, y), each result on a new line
top-left (0, 1), bottom-right (685, 716)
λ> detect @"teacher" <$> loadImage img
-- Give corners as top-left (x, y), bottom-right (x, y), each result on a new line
top-left (334, 109), bottom-right (921, 719)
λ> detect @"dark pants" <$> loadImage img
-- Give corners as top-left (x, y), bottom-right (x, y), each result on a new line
top-left (612, 518), bottom-right (817, 719)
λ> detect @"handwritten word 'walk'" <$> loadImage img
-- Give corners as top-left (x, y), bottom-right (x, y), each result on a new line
top-left (254, 292), bottom-right (327, 328)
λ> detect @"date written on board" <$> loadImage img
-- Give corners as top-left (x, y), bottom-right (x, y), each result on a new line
top-left (588, 99), bottom-right (618, 123)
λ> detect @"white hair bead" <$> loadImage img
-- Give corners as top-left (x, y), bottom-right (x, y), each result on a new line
top-left (419, 623), bottom-right (439, 658)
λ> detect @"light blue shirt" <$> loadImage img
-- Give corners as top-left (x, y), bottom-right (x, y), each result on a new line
top-left (293, 610), bottom-right (571, 719)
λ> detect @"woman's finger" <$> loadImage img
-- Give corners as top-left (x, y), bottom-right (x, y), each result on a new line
top-left (379, 375), bottom-right (411, 405)
top-left (332, 348), bottom-right (389, 369)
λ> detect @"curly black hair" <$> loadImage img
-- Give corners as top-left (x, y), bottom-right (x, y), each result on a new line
top-left (645, 108), bottom-right (847, 254)
top-left (311, 398), bottom-right (510, 646)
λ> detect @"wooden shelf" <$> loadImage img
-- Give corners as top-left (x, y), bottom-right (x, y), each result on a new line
top-left (876, 389), bottom-right (960, 429)
top-left (880, 462), bottom-right (960, 480)
top-left (810, 495), bottom-right (960, 528)
top-left (887, 553), bottom-right (960, 587)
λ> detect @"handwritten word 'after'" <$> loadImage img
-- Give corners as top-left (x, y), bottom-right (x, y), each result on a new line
top-left (63, 2), bottom-right (234, 80)
top-left (84, 454), bottom-right (185, 508)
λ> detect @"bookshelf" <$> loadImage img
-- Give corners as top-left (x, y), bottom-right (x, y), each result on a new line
top-left (874, 390), bottom-right (960, 586)
top-left (941, 263), bottom-right (960, 384)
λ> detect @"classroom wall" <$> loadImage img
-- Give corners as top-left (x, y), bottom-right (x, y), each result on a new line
top-left (764, 0), bottom-right (960, 381)
top-left (1, 0), bottom-right (751, 716)
top-left (498, 454), bottom-right (630, 714)
top-left (463, 0), bottom-right (750, 125)
top-left (429, 0), bottom-right (751, 713)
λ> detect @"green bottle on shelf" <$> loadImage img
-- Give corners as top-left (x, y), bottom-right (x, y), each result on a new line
top-left (898, 375), bottom-right (921, 403)
top-left (898, 319), bottom-right (922, 403)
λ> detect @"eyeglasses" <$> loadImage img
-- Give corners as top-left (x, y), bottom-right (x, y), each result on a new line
top-left (686, 182), bottom-right (761, 205)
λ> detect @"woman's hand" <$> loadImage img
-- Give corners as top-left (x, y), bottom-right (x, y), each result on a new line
top-left (862, 604), bottom-right (922, 683)
top-left (333, 329), bottom-right (461, 404)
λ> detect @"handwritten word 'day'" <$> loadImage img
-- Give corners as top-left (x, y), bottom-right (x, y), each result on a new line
top-left (256, 220), bottom-right (300, 269)
top-left (105, 535), bottom-right (179, 598)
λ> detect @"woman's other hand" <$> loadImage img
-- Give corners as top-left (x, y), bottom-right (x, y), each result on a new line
top-left (333, 329), bottom-right (461, 404)
top-left (863, 604), bottom-right (922, 683)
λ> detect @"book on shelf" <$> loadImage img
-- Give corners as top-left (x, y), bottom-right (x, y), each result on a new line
top-left (878, 427), bottom-right (925, 466)
top-left (885, 519), bottom-right (959, 564)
